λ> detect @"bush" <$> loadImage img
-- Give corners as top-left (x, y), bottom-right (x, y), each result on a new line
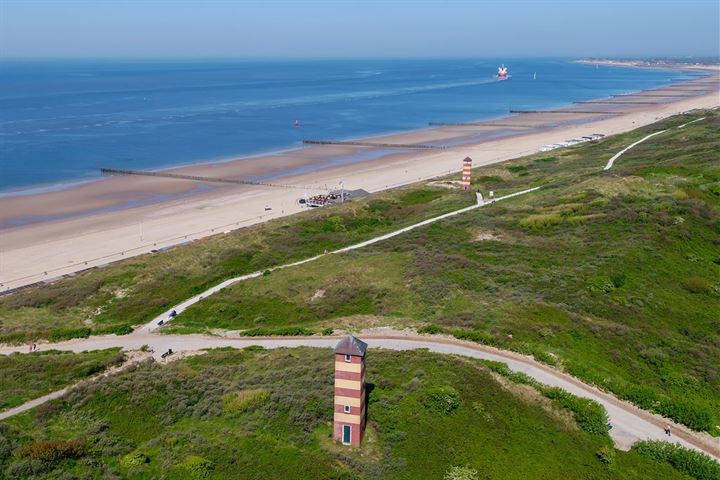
top-left (16, 439), bottom-right (84, 463)
top-left (542, 388), bottom-right (609, 436)
top-left (422, 386), bottom-right (460, 415)
top-left (444, 465), bottom-right (479, 480)
top-left (595, 446), bottom-right (615, 466)
top-left (179, 455), bottom-right (214, 480)
top-left (120, 451), bottom-right (149, 468)
top-left (242, 326), bottom-right (313, 336)
top-left (222, 388), bottom-right (269, 414)
top-left (632, 440), bottom-right (720, 480)
top-left (418, 324), bottom-right (444, 335)
top-left (453, 330), bottom-right (498, 346)
top-left (519, 213), bottom-right (562, 229)
top-left (588, 277), bottom-right (616, 294)
top-left (48, 327), bottom-right (91, 342)
top-left (683, 277), bottom-right (711, 294)
top-left (4, 459), bottom-right (48, 477)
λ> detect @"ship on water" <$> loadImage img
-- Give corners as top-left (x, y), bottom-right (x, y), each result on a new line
top-left (496, 64), bottom-right (510, 80)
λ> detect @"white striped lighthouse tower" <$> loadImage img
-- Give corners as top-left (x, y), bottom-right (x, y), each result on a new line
top-left (333, 335), bottom-right (368, 447)
top-left (461, 156), bottom-right (473, 190)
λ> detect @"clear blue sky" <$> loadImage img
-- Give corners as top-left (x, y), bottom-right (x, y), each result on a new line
top-left (1, 0), bottom-right (718, 59)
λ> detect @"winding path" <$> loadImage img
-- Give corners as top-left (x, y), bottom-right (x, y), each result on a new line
top-left (1, 332), bottom-right (718, 460)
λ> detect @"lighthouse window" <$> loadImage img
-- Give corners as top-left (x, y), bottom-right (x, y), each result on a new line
top-left (343, 405), bottom-right (351, 413)
top-left (344, 354), bottom-right (351, 363)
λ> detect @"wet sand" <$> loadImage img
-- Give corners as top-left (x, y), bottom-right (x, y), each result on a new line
top-left (1, 72), bottom-right (718, 291)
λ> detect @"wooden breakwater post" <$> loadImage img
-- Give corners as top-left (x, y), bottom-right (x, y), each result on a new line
top-left (509, 110), bottom-right (623, 115)
top-left (302, 140), bottom-right (447, 150)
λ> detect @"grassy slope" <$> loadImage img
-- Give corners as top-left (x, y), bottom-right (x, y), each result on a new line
top-left (0, 186), bottom-right (472, 343)
top-left (0, 348), bottom-right (690, 480)
top-left (166, 111), bottom-right (720, 433)
top-left (0, 349), bottom-right (124, 411)
top-left (0, 111), bottom-right (717, 434)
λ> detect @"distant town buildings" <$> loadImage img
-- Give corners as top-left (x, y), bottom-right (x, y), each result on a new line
top-left (333, 336), bottom-right (368, 447)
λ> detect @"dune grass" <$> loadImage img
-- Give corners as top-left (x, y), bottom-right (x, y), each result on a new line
top-left (0, 348), bottom-right (694, 479)
top-left (0, 348), bottom-right (124, 411)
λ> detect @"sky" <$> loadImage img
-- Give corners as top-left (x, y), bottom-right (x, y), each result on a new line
top-left (0, 0), bottom-right (718, 59)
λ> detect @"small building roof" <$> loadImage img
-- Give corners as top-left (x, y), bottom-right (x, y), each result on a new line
top-left (334, 335), bottom-right (368, 357)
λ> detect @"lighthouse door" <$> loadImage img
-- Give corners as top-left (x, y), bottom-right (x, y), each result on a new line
top-left (342, 425), bottom-right (352, 444)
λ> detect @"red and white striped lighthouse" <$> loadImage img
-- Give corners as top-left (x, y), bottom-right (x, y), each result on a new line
top-left (461, 156), bottom-right (473, 191)
top-left (333, 335), bottom-right (368, 447)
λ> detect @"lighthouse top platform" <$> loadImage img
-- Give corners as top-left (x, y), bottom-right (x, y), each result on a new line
top-left (334, 335), bottom-right (368, 357)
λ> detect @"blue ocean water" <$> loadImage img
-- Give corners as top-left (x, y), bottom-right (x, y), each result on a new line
top-left (0, 59), bottom-right (694, 193)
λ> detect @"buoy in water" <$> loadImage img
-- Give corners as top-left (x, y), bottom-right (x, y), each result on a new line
top-left (294, 119), bottom-right (301, 128)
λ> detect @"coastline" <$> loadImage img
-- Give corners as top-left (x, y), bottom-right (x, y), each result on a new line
top-left (0, 66), bottom-right (718, 291)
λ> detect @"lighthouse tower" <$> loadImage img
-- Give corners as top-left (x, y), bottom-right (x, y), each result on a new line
top-left (333, 335), bottom-right (368, 447)
top-left (461, 156), bottom-right (472, 191)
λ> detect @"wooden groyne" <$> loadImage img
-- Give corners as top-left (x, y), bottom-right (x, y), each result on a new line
top-left (574, 101), bottom-right (659, 105)
top-left (428, 121), bottom-right (545, 128)
top-left (616, 93), bottom-right (696, 97)
top-left (302, 140), bottom-right (446, 150)
top-left (100, 168), bottom-right (317, 190)
top-left (509, 110), bottom-right (623, 115)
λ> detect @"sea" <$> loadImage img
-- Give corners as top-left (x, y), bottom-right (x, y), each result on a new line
top-left (0, 58), bottom-right (696, 194)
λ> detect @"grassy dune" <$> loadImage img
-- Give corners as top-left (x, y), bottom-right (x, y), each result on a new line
top-left (1, 111), bottom-right (718, 435)
top-left (167, 112), bottom-right (720, 434)
top-left (0, 348), bottom-right (693, 479)
top-left (0, 349), bottom-right (124, 411)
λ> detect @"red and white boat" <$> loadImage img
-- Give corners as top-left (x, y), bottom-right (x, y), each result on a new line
top-left (496, 64), bottom-right (510, 80)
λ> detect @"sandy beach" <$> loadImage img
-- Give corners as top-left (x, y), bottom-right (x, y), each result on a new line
top-left (1, 71), bottom-right (718, 292)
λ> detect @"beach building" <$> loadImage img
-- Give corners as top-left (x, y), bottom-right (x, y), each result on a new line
top-left (333, 335), bottom-right (368, 447)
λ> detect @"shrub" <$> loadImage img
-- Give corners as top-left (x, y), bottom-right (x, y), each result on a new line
top-left (588, 277), bottom-right (616, 294)
top-left (120, 451), bottom-right (149, 468)
top-left (632, 440), bottom-right (720, 480)
top-left (595, 446), bottom-right (615, 466)
top-left (179, 455), bottom-right (214, 480)
top-left (542, 387), bottom-right (609, 436)
top-left (422, 386), bottom-right (460, 415)
top-left (16, 439), bottom-right (84, 463)
top-left (453, 330), bottom-right (498, 346)
top-left (519, 213), bottom-right (562, 229)
top-left (610, 272), bottom-right (626, 288)
top-left (444, 465), bottom-right (479, 480)
top-left (48, 327), bottom-right (91, 342)
top-left (418, 324), bottom-right (444, 335)
top-left (683, 277), bottom-right (711, 294)
top-left (222, 388), bottom-right (269, 414)
top-left (242, 326), bottom-right (313, 336)
top-left (4, 459), bottom-right (48, 477)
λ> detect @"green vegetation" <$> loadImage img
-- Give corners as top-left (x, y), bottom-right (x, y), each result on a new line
top-left (0, 349), bottom-right (125, 411)
top-left (632, 441), bottom-right (720, 480)
top-left (0, 183), bottom-right (472, 344)
top-left (1, 111), bottom-right (718, 439)
top-left (481, 360), bottom-right (610, 437)
top-left (166, 112), bottom-right (720, 433)
top-left (0, 348), bottom-right (693, 479)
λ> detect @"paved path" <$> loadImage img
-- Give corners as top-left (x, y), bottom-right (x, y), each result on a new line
top-left (1, 332), bottom-right (718, 460)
